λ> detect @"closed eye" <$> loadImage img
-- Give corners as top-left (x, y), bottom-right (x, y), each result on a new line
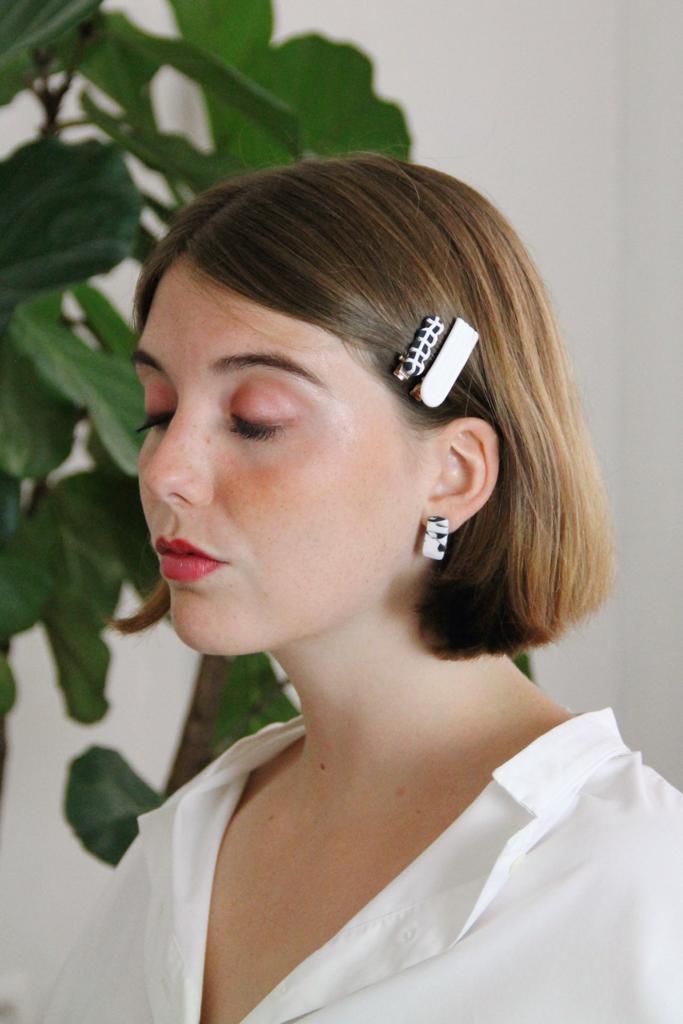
top-left (134, 413), bottom-right (283, 442)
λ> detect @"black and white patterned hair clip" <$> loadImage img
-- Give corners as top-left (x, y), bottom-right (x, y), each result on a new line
top-left (393, 314), bottom-right (445, 383)
top-left (393, 313), bottom-right (479, 408)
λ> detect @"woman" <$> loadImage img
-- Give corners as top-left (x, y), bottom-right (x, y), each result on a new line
top-left (43, 154), bottom-right (683, 1023)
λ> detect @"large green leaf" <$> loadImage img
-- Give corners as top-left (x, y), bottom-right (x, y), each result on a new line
top-left (80, 91), bottom-right (242, 193)
top-left (131, 222), bottom-right (158, 265)
top-left (85, 422), bottom-right (126, 480)
top-left (0, 653), bottom-right (17, 714)
top-left (98, 11), bottom-right (301, 156)
top-left (66, 745), bottom-right (163, 865)
top-left (69, 283), bottom-right (136, 360)
top-left (168, 0), bottom-right (272, 68)
top-left (49, 471), bottom-right (133, 605)
top-left (7, 299), bottom-right (145, 477)
top-left (0, 469), bottom-right (21, 547)
top-left (43, 593), bottom-right (112, 721)
top-left (40, 471), bottom-right (134, 722)
top-left (213, 652), bottom-right (299, 754)
top-left (200, 33), bottom-right (411, 168)
top-left (105, 492), bottom-right (157, 600)
top-left (0, 495), bottom-right (60, 644)
top-left (138, 189), bottom-right (179, 225)
top-left (0, 138), bottom-right (142, 330)
top-left (166, 0), bottom-right (274, 153)
top-left (0, 48), bottom-right (33, 106)
top-left (0, 0), bottom-right (104, 72)
top-left (260, 35), bottom-right (410, 157)
top-left (75, 445), bottom-right (158, 598)
top-left (0, 321), bottom-right (80, 478)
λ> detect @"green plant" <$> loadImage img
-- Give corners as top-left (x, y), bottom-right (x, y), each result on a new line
top-left (0, 0), bottom-right (412, 865)
top-left (0, 0), bottom-right (531, 867)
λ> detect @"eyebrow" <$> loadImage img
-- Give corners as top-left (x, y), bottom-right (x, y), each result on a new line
top-left (131, 348), bottom-right (330, 393)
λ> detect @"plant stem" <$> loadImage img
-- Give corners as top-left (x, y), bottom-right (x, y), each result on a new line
top-left (25, 478), bottom-right (50, 518)
top-left (164, 654), bottom-right (234, 797)
top-left (31, 19), bottom-right (97, 138)
top-left (54, 118), bottom-right (91, 131)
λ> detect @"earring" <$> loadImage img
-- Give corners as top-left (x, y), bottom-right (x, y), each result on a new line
top-left (422, 515), bottom-right (449, 560)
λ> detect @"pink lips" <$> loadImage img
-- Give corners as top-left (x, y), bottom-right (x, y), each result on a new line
top-left (159, 553), bottom-right (225, 581)
top-left (155, 536), bottom-right (228, 581)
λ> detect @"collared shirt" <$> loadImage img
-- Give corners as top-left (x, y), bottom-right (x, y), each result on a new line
top-left (42, 706), bottom-right (683, 1023)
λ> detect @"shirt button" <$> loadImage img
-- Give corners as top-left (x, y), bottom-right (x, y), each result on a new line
top-left (399, 924), bottom-right (417, 942)
top-left (509, 853), bottom-right (527, 874)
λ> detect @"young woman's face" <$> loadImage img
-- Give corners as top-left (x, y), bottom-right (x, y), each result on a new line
top-left (135, 259), bottom-right (432, 656)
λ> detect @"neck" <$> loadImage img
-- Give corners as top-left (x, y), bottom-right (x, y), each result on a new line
top-left (268, 617), bottom-right (570, 828)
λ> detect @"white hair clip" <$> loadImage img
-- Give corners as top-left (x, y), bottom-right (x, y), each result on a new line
top-left (393, 314), bottom-right (479, 407)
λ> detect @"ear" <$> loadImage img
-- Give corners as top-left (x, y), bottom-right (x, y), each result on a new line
top-left (420, 417), bottom-right (500, 534)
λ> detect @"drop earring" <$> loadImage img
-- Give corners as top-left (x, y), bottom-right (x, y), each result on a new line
top-left (422, 515), bottom-right (450, 560)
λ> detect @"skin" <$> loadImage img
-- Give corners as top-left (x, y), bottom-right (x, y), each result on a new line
top-left (136, 257), bottom-right (574, 838)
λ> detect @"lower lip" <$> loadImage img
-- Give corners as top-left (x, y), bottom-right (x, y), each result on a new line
top-left (160, 553), bottom-right (227, 581)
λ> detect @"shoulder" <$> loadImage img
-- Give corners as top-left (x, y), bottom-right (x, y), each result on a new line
top-left (519, 750), bottom-right (683, 940)
top-left (587, 757), bottom-right (683, 1008)
top-left (560, 752), bottom-right (683, 949)
top-left (576, 751), bottom-right (683, 853)
top-left (512, 754), bottom-right (683, 1014)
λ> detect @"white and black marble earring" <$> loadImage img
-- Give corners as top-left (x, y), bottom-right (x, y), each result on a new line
top-left (422, 515), bottom-right (450, 560)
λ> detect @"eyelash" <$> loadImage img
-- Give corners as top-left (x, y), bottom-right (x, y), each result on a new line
top-left (134, 413), bottom-right (282, 442)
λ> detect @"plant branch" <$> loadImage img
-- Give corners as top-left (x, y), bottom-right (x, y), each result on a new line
top-left (31, 48), bottom-right (70, 138)
top-left (31, 19), bottom-right (97, 138)
top-left (164, 654), bottom-right (235, 797)
top-left (53, 118), bottom-right (90, 131)
top-left (25, 477), bottom-right (50, 519)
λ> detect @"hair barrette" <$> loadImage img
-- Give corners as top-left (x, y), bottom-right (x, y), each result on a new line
top-left (393, 313), bottom-right (479, 407)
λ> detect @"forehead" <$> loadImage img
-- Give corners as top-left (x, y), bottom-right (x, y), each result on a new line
top-left (138, 261), bottom-right (351, 379)
top-left (134, 260), bottom-right (405, 425)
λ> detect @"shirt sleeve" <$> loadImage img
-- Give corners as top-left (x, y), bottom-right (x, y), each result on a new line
top-left (613, 766), bottom-right (683, 1019)
top-left (40, 832), bottom-right (154, 1024)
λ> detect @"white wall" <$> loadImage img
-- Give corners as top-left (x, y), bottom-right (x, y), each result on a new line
top-left (0, 1), bottom-right (680, 1019)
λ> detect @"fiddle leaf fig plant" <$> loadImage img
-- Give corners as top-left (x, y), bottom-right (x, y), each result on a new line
top-left (0, 0), bottom-right (415, 867)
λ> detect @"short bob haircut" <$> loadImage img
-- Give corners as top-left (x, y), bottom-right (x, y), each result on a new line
top-left (108, 152), bottom-right (617, 660)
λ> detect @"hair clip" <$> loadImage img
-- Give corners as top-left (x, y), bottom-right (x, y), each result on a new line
top-left (393, 315), bottom-right (446, 382)
top-left (393, 314), bottom-right (479, 408)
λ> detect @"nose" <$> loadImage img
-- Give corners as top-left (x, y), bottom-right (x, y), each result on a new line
top-left (140, 413), bottom-right (216, 506)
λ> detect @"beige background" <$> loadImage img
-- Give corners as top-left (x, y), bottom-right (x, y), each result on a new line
top-left (0, 0), bottom-right (680, 1020)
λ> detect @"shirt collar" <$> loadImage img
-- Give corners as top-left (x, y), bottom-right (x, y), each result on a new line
top-left (137, 715), bottom-right (309, 910)
top-left (492, 706), bottom-right (630, 817)
top-left (136, 707), bottom-right (631, 1024)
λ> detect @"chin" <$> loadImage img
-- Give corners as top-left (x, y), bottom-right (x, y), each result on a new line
top-left (167, 600), bottom-right (267, 657)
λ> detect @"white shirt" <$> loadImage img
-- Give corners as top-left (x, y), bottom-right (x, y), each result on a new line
top-left (42, 706), bottom-right (683, 1023)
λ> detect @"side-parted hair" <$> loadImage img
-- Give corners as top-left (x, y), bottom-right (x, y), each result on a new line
top-left (107, 153), bottom-right (617, 659)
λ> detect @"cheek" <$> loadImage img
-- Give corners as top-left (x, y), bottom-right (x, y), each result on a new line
top-left (230, 416), bottom-right (414, 575)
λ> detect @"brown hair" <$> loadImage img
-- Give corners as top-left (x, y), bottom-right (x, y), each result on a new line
top-left (107, 152), bottom-right (617, 659)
